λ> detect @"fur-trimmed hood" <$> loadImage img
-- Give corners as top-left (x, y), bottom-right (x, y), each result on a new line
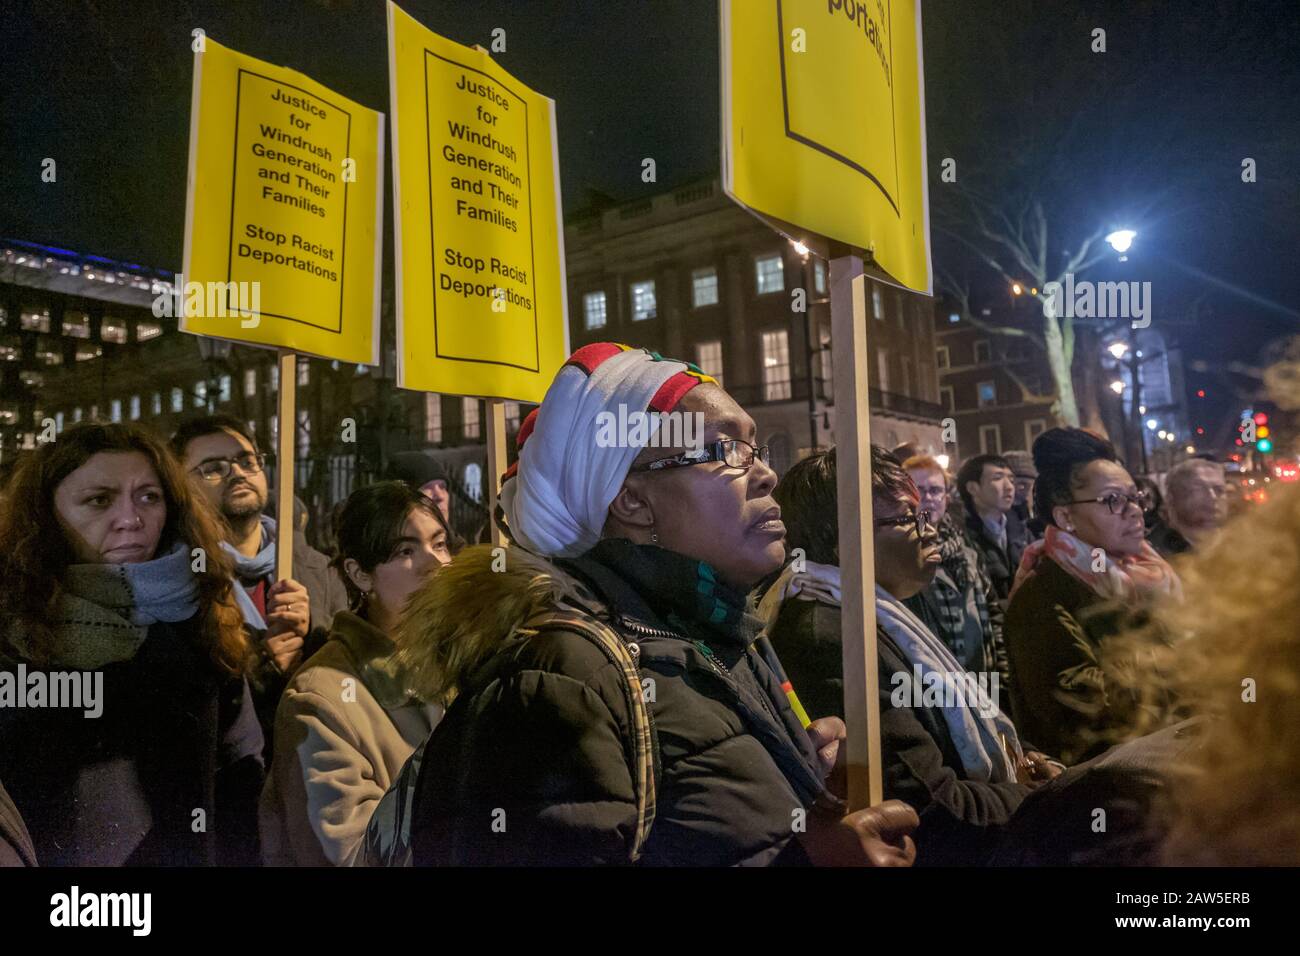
top-left (391, 544), bottom-right (590, 705)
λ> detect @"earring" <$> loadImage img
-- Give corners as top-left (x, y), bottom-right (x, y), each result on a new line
top-left (650, 525), bottom-right (659, 545)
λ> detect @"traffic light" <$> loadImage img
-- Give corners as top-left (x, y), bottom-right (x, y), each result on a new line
top-left (1258, 438), bottom-right (1274, 454)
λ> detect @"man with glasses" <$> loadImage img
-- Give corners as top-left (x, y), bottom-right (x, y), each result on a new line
top-left (1150, 458), bottom-right (1229, 557)
top-left (901, 456), bottom-right (1010, 711)
top-left (171, 416), bottom-right (347, 746)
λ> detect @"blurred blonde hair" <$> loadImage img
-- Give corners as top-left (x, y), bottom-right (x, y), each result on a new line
top-left (1102, 344), bottom-right (1300, 865)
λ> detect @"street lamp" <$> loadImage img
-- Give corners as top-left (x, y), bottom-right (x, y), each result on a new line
top-left (1109, 379), bottom-right (1126, 394)
top-left (1011, 282), bottom-right (1023, 295)
top-left (1106, 229), bottom-right (1136, 253)
top-left (789, 238), bottom-right (818, 455)
top-left (1107, 341), bottom-right (1129, 360)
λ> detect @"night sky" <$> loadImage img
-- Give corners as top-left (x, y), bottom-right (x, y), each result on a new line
top-left (2, 0), bottom-right (1297, 437)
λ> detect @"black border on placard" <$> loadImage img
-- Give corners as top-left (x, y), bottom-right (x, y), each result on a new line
top-left (423, 49), bottom-right (541, 373)
top-left (225, 69), bottom-right (352, 332)
top-left (775, 0), bottom-right (901, 217)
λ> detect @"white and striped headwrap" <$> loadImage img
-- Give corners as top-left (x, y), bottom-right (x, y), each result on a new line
top-left (499, 343), bottom-right (717, 558)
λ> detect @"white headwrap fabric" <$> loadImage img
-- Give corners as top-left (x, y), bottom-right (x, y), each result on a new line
top-left (501, 346), bottom-right (702, 558)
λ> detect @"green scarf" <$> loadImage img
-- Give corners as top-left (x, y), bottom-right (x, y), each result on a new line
top-left (584, 538), bottom-right (761, 647)
top-left (3, 541), bottom-right (201, 669)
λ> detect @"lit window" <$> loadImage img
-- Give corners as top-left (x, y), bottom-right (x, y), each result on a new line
top-left (101, 320), bottom-right (128, 344)
top-left (463, 397), bottom-right (481, 439)
top-left (819, 327), bottom-right (832, 397)
top-left (270, 414), bottom-right (278, 445)
top-left (136, 321), bottom-right (162, 341)
top-left (73, 407), bottom-right (83, 423)
top-left (270, 366), bottom-right (279, 391)
top-left (194, 381), bottom-right (207, 407)
top-left (877, 349), bottom-right (891, 393)
top-left (692, 268), bottom-right (719, 308)
top-left (977, 381), bottom-right (997, 407)
top-left (89, 405), bottom-right (99, 421)
top-left (813, 260), bottom-right (827, 295)
top-left (298, 361), bottom-right (309, 386)
top-left (55, 411), bottom-right (65, 432)
top-left (219, 375), bottom-right (232, 402)
top-left (171, 388), bottom-right (183, 412)
top-left (425, 393), bottom-right (443, 443)
top-left (630, 281), bottom-right (657, 322)
top-left (755, 254), bottom-right (785, 295)
top-left (505, 401), bottom-right (521, 432)
top-left (152, 392), bottom-right (162, 415)
top-left (872, 286), bottom-right (884, 320)
top-left (110, 399), bottom-right (122, 423)
top-left (464, 463), bottom-right (483, 502)
top-left (244, 369), bottom-right (257, 397)
top-left (695, 340), bottom-right (724, 389)
top-left (761, 330), bottom-right (791, 401)
top-left (63, 310), bottom-right (91, 338)
top-left (948, 312), bottom-right (960, 323)
top-left (20, 307), bottom-right (50, 333)
top-left (297, 410), bottom-right (310, 460)
top-left (129, 395), bottom-right (140, 420)
top-left (583, 291), bottom-right (607, 330)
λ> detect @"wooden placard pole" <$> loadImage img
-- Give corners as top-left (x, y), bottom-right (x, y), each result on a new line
top-left (485, 398), bottom-right (507, 547)
top-left (829, 254), bottom-right (883, 811)
top-left (275, 349), bottom-right (296, 582)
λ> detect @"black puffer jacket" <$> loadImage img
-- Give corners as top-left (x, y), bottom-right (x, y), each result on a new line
top-left (405, 540), bottom-right (833, 866)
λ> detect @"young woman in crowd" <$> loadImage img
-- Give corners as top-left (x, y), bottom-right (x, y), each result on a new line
top-left (396, 342), bottom-right (919, 866)
top-left (0, 422), bottom-right (263, 865)
top-left (260, 481), bottom-right (457, 865)
top-left (1003, 428), bottom-right (1181, 765)
top-left (762, 446), bottom-right (1060, 865)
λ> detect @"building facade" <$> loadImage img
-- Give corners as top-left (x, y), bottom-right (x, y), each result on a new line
top-left (565, 179), bottom-right (945, 475)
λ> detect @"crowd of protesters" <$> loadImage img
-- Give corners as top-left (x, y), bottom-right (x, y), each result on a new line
top-left (0, 340), bottom-right (1292, 866)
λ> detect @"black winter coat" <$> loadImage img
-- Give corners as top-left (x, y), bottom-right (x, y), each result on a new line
top-left (767, 597), bottom-right (1030, 866)
top-left (1003, 556), bottom-right (1133, 765)
top-left (410, 541), bottom-right (831, 866)
top-left (962, 507), bottom-right (1032, 606)
top-left (0, 616), bottom-right (264, 866)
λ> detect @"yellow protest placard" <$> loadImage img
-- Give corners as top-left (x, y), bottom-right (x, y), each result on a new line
top-left (182, 37), bottom-right (384, 364)
top-left (387, 2), bottom-right (569, 403)
top-left (721, 0), bottom-right (932, 293)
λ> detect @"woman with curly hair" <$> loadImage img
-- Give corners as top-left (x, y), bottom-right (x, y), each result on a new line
top-left (0, 422), bottom-right (263, 865)
top-left (1100, 471), bottom-right (1300, 865)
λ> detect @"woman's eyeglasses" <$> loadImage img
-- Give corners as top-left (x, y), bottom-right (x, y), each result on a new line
top-left (630, 438), bottom-right (770, 473)
top-left (1065, 491), bottom-right (1149, 515)
top-left (873, 509), bottom-right (934, 536)
top-left (191, 452), bottom-right (267, 482)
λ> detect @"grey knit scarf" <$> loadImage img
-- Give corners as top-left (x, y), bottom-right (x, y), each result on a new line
top-left (4, 540), bottom-right (201, 669)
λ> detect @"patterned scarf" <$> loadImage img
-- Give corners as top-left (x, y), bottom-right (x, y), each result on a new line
top-left (4, 540), bottom-right (201, 669)
top-left (585, 538), bottom-right (755, 644)
top-left (1010, 524), bottom-right (1182, 603)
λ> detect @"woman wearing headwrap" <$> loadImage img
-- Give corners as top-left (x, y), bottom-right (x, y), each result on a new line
top-left (0, 423), bottom-right (263, 865)
top-left (398, 343), bottom-right (917, 865)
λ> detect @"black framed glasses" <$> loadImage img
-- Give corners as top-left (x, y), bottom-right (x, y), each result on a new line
top-left (1065, 491), bottom-right (1148, 515)
top-left (874, 509), bottom-right (934, 536)
top-left (630, 438), bottom-right (770, 473)
top-left (192, 452), bottom-right (266, 482)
